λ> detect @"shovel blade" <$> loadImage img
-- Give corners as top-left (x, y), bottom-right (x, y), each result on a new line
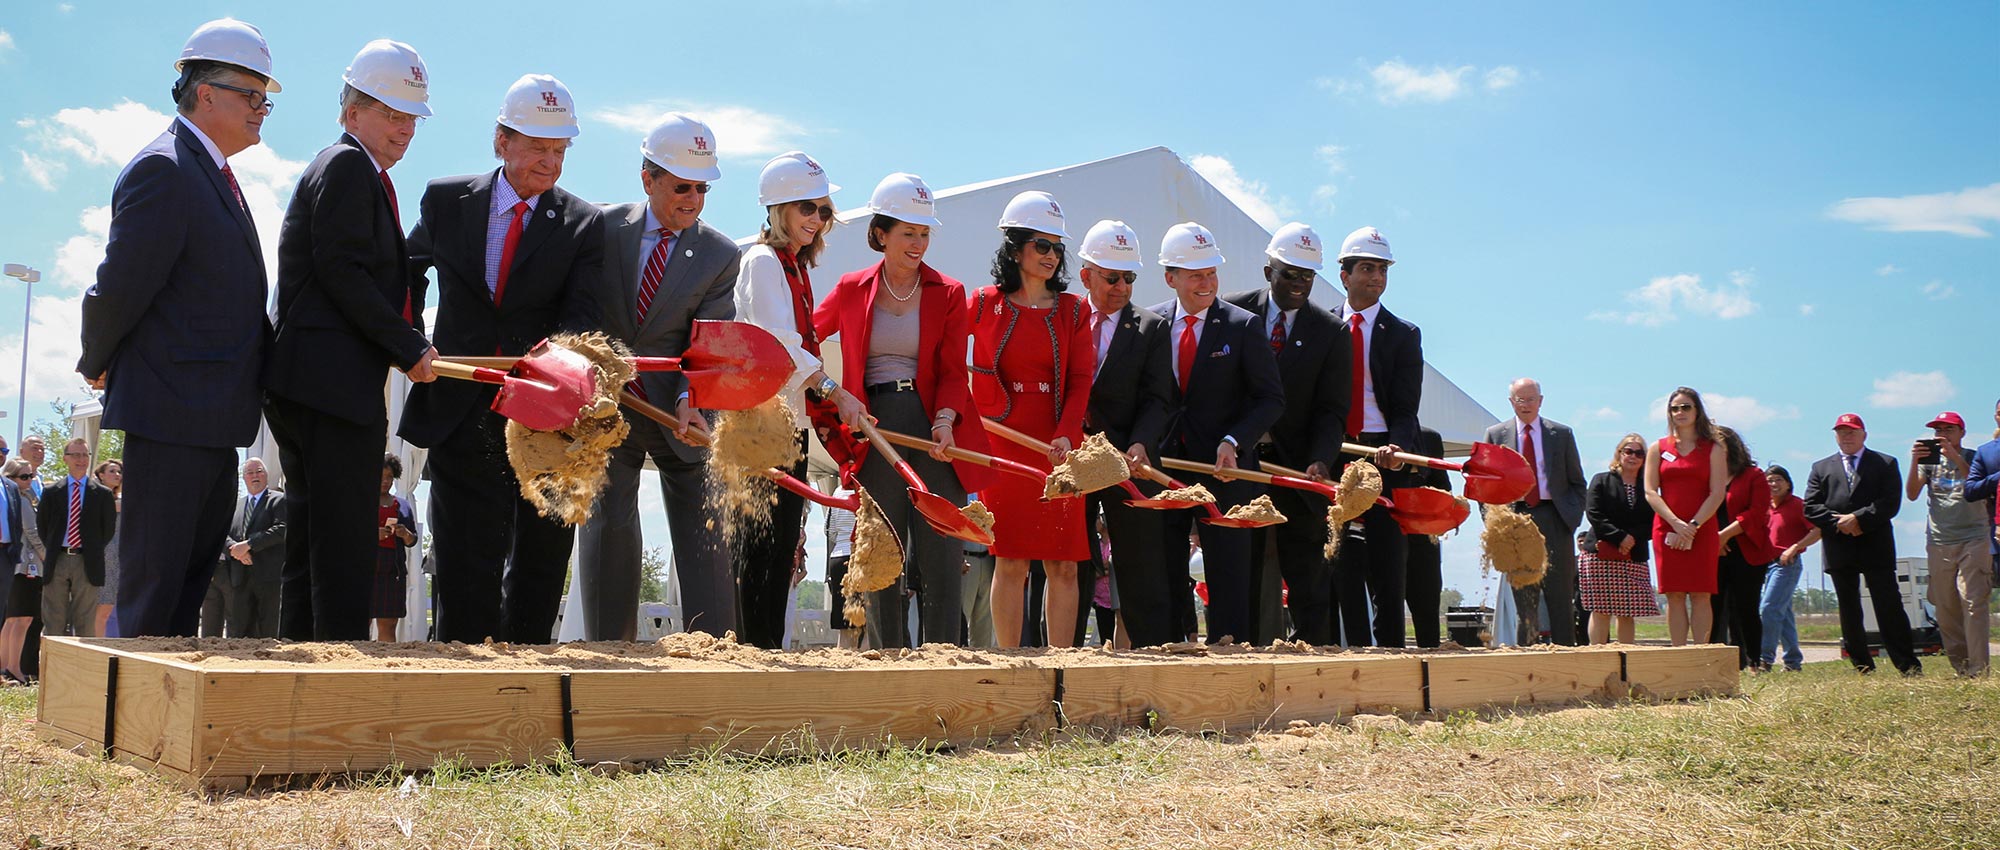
top-left (1388, 487), bottom-right (1472, 535)
top-left (488, 340), bottom-right (596, 431)
top-left (680, 320), bottom-right (792, 410)
top-left (1460, 442), bottom-right (1536, 504)
top-left (911, 488), bottom-right (994, 545)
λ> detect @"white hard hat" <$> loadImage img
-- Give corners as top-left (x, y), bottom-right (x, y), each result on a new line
top-left (1335, 226), bottom-right (1394, 265)
top-left (176, 18), bottom-right (280, 92)
top-left (1077, 220), bottom-right (1143, 272)
top-left (1158, 222), bottom-right (1225, 270)
top-left (757, 151), bottom-right (837, 207)
top-left (996, 190), bottom-right (1069, 239)
top-left (341, 40), bottom-right (431, 118)
top-left (1265, 222), bottom-right (1325, 271)
top-left (640, 112), bottom-right (720, 181)
top-left (496, 74), bottom-right (580, 140)
top-left (866, 172), bottom-right (941, 228)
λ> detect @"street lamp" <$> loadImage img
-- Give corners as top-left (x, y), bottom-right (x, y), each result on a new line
top-left (2, 263), bottom-right (38, 448)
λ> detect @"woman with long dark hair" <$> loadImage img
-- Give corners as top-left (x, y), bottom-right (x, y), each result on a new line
top-left (1644, 387), bottom-right (1729, 645)
top-left (1713, 425), bottom-right (1773, 669)
top-left (970, 192), bottom-right (1094, 648)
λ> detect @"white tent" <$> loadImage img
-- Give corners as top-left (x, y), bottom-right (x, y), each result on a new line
top-left (785, 146), bottom-right (1498, 456)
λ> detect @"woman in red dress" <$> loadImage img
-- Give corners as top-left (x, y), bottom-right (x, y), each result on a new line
top-left (970, 192), bottom-right (1094, 647)
top-left (1644, 386), bottom-right (1730, 645)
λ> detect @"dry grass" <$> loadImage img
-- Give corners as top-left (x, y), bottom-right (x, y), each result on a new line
top-left (3, 663), bottom-right (1997, 849)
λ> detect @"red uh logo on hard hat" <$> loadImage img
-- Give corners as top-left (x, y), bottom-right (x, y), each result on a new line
top-left (1299, 235), bottom-right (1313, 248)
top-left (410, 66), bottom-right (426, 84)
top-left (1114, 234), bottom-right (1128, 247)
top-left (693, 136), bottom-right (708, 152)
top-left (541, 92), bottom-right (560, 107)
top-left (806, 158), bottom-right (822, 174)
top-left (915, 187), bottom-right (930, 202)
top-left (1194, 233), bottom-right (1209, 246)
top-left (1049, 201), bottom-right (1062, 216)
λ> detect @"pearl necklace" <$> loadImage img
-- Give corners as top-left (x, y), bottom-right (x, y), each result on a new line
top-left (881, 269), bottom-right (920, 302)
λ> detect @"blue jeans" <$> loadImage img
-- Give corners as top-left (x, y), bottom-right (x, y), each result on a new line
top-left (1759, 560), bottom-right (1804, 669)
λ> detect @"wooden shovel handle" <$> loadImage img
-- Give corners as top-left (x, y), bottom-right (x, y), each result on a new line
top-left (431, 360), bottom-right (508, 384)
top-left (1339, 441), bottom-right (1463, 472)
top-left (1158, 456), bottom-right (1277, 486)
top-left (981, 417), bottom-right (1051, 452)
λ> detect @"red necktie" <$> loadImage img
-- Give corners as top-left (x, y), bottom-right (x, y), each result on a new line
top-left (628, 228), bottom-right (675, 401)
top-left (1176, 315), bottom-right (1199, 393)
top-left (1270, 313), bottom-right (1288, 354)
top-left (492, 201), bottom-right (529, 306)
top-left (1346, 313), bottom-right (1365, 436)
top-left (65, 479), bottom-right (82, 548)
top-left (1521, 425), bottom-right (1541, 507)
top-left (220, 164), bottom-right (247, 211)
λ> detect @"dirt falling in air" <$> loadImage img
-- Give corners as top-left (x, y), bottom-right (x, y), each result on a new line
top-left (1481, 504), bottom-right (1548, 588)
top-left (1324, 460), bottom-right (1383, 558)
top-left (840, 489), bottom-right (906, 626)
top-left (705, 395), bottom-right (803, 545)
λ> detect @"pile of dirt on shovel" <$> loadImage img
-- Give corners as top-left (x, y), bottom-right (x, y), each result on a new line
top-left (1157, 483), bottom-right (1215, 503)
top-left (1323, 460), bottom-right (1384, 558)
top-left (1481, 504), bottom-right (1548, 588)
top-left (1225, 494), bottom-right (1286, 523)
top-left (705, 395), bottom-right (803, 544)
top-left (506, 332), bottom-right (635, 525)
top-left (1043, 433), bottom-right (1130, 498)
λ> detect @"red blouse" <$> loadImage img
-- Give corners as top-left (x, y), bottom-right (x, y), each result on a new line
top-left (1767, 494), bottom-right (1813, 551)
top-left (1724, 465), bottom-right (1775, 564)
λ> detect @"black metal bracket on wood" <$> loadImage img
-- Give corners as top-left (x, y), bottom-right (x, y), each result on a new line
top-left (102, 655), bottom-right (119, 759)
top-left (558, 673), bottom-right (575, 755)
top-left (1051, 669), bottom-right (1067, 730)
top-left (1620, 652), bottom-right (1629, 684)
top-left (1419, 658), bottom-right (1432, 714)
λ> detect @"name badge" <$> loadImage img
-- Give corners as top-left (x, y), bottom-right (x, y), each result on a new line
top-left (1662, 451), bottom-right (1677, 463)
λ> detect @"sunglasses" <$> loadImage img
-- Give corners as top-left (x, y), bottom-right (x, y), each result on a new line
top-left (672, 182), bottom-right (712, 195)
top-left (1275, 267), bottom-right (1315, 283)
top-left (1025, 237), bottom-right (1065, 256)
top-left (1619, 447), bottom-right (1645, 457)
top-left (6, 473), bottom-right (32, 481)
top-left (0, 448), bottom-right (9, 457)
top-left (793, 200), bottom-right (835, 221)
top-left (1669, 403), bottom-right (1694, 414)
top-left (1093, 270), bottom-right (1137, 285)
top-left (207, 81), bottom-right (275, 113)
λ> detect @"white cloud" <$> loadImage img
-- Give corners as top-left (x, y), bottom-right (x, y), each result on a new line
top-left (1827, 182), bottom-right (2000, 237)
top-left (1313, 77), bottom-right (1364, 97)
top-left (1648, 393), bottom-right (1798, 430)
top-left (1798, 303), bottom-right (1815, 316)
top-left (17, 151), bottom-right (59, 189)
top-left (589, 102), bottom-right (805, 160)
top-left (1370, 60), bottom-right (1473, 103)
top-left (1868, 370), bottom-right (1955, 409)
top-left (1310, 144), bottom-right (1346, 215)
top-left (1585, 406), bottom-right (1622, 421)
top-left (1921, 280), bottom-right (1956, 300)
top-left (1188, 153), bottom-right (1286, 230)
top-left (0, 30), bottom-right (14, 54)
top-left (1483, 66), bottom-right (1521, 92)
top-left (1589, 271), bottom-right (1759, 326)
top-left (57, 3), bottom-right (74, 12)
top-left (1874, 263), bottom-right (1900, 276)
top-left (1311, 184), bottom-right (1339, 215)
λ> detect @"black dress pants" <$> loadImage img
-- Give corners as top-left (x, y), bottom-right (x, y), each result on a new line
top-left (1253, 482), bottom-right (1335, 645)
top-left (115, 435), bottom-right (237, 638)
top-left (1097, 482), bottom-right (1176, 647)
top-left (1162, 471), bottom-right (1258, 643)
top-left (1831, 567), bottom-right (1921, 673)
top-left (733, 447), bottom-right (806, 649)
top-left (266, 396), bottom-right (384, 640)
top-left (1405, 533), bottom-right (1443, 648)
top-left (427, 407), bottom-right (575, 644)
top-left (1720, 550), bottom-right (1768, 668)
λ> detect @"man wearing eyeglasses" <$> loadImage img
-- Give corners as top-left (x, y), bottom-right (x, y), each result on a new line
top-left (398, 74), bottom-right (604, 645)
top-left (1224, 222), bottom-right (1351, 646)
top-left (1483, 378), bottom-right (1588, 646)
top-left (575, 112), bottom-right (739, 641)
top-left (80, 20), bottom-right (280, 638)
top-left (264, 40), bottom-right (439, 641)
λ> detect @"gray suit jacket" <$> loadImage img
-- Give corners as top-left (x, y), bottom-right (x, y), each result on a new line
top-left (1484, 417), bottom-right (1588, 529)
top-left (596, 203), bottom-right (742, 463)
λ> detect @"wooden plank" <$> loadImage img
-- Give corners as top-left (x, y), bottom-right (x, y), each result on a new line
top-left (36, 716), bottom-right (199, 789)
top-left (570, 667), bottom-right (1055, 761)
top-left (1425, 649), bottom-right (1624, 712)
top-left (1268, 656), bottom-right (1425, 722)
top-left (1060, 661), bottom-right (1273, 733)
top-left (35, 637), bottom-right (109, 743)
top-left (198, 670), bottom-right (568, 776)
top-left (1622, 644), bottom-right (1739, 699)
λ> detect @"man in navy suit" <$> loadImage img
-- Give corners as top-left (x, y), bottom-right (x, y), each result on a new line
top-left (266, 41), bottom-right (439, 640)
top-left (1223, 222), bottom-right (1350, 645)
top-left (399, 75), bottom-right (604, 644)
top-left (1132, 223), bottom-right (1283, 644)
top-left (1803, 413), bottom-right (1919, 675)
top-left (78, 20), bottom-right (280, 637)
top-left (1329, 226), bottom-right (1424, 647)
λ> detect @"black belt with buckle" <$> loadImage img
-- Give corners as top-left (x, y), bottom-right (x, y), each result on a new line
top-left (865, 379), bottom-right (916, 395)
top-left (63, 547), bottom-right (83, 555)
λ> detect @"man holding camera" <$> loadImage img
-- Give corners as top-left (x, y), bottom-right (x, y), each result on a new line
top-left (1907, 411), bottom-right (1991, 677)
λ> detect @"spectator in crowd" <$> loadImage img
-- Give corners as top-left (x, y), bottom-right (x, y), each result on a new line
top-left (1485, 378), bottom-right (1589, 645)
top-left (971, 193), bottom-right (1093, 648)
top-left (1905, 411), bottom-right (1989, 677)
top-left (1090, 516), bottom-right (1125, 648)
top-left (1962, 399), bottom-right (2000, 654)
top-left (1582, 433), bottom-right (1659, 644)
top-left (2, 458), bottom-right (44, 684)
top-left (17, 438), bottom-right (45, 497)
top-left (90, 460), bottom-right (123, 637)
top-left (215, 458), bottom-right (285, 639)
top-left (1713, 426), bottom-right (1773, 670)
top-left (1406, 426), bottom-right (1453, 647)
top-left (576, 113), bottom-right (740, 643)
top-left (1761, 465), bottom-right (1819, 671)
top-left (1644, 388), bottom-right (1728, 646)
top-left (374, 455), bottom-right (417, 642)
top-left (825, 487), bottom-right (862, 649)
top-left (38, 439), bottom-right (116, 637)
top-left (1804, 413), bottom-right (1919, 676)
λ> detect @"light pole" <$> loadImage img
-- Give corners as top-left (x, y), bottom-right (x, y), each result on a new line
top-left (2, 263), bottom-right (38, 448)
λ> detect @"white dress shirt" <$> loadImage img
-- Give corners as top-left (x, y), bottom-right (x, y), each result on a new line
top-left (175, 115), bottom-right (227, 169)
top-left (1169, 304), bottom-right (1209, 368)
top-left (734, 243), bottom-right (819, 430)
top-left (1263, 302), bottom-right (1299, 341)
top-left (1337, 300), bottom-right (1386, 433)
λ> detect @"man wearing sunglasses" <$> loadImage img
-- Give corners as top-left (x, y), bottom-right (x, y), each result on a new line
top-left (576, 113), bottom-right (741, 642)
top-left (266, 40), bottom-right (439, 641)
top-left (79, 20), bottom-right (280, 638)
top-left (398, 74), bottom-right (605, 645)
top-left (1223, 222), bottom-right (1351, 646)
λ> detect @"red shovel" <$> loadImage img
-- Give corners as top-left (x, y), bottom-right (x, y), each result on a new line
top-left (1340, 441), bottom-right (1534, 505)
top-left (1259, 460), bottom-right (1469, 534)
top-left (851, 418), bottom-right (996, 545)
top-left (978, 418), bottom-right (1205, 510)
top-left (449, 320), bottom-right (791, 411)
top-left (1129, 461), bottom-right (1279, 529)
top-left (431, 339), bottom-right (596, 432)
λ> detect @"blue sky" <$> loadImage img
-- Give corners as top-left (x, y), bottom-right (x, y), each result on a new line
top-left (0, 2), bottom-right (1993, 599)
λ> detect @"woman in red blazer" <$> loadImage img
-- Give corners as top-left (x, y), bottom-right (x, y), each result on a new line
top-left (814, 173), bottom-right (993, 649)
top-left (1714, 425), bottom-right (1775, 670)
top-left (969, 191), bottom-right (1094, 647)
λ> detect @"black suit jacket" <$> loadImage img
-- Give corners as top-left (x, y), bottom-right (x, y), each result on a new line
top-left (398, 170), bottom-right (605, 447)
top-left (221, 489), bottom-right (287, 587)
top-left (37, 477), bottom-right (119, 585)
top-left (1334, 303), bottom-right (1423, 451)
top-left (1136, 299), bottom-right (1284, 466)
top-left (1223, 290), bottom-right (1350, 471)
top-left (1802, 448), bottom-right (1902, 574)
top-left (267, 134), bottom-right (430, 426)
top-left (1083, 302), bottom-right (1173, 457)
top-left (1584, 470), bottom-right (1654, 564)
top-left (79, 121), bottom-right (270, 447)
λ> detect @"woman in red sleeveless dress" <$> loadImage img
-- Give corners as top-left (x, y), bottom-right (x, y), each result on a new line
top-left (1644, 386), bottom-right (1730, 646)
top-left (971, 192), bottom-right (1094, 647)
